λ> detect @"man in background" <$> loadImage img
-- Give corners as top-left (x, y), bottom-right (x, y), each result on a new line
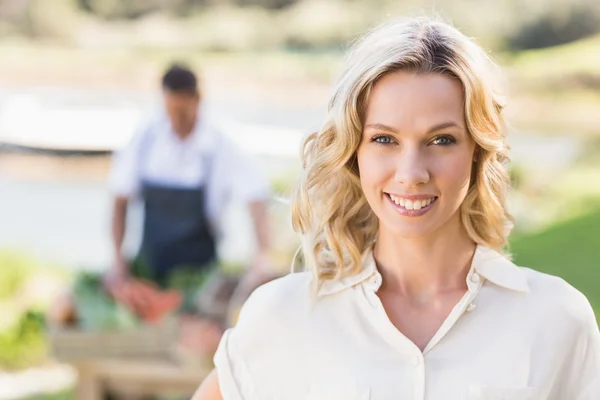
top-left (106, 64), bottom-right (271, 312)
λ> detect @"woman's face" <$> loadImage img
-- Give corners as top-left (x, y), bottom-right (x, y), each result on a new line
top-left (356, 71), bottom-right (476, 239)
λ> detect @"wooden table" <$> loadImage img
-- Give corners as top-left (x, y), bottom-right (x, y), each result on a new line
top-left (74, 359), bottom-right (211, 400)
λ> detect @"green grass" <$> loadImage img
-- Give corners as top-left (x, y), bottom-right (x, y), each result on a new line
top-left (510, 205), bottom-right (600, 323)
top-left (25, 392), bottom-right (73, 400)
top-left (506, 33), bottom-right (600, 81)
top-left (500, 34), bottom-right (600, 136)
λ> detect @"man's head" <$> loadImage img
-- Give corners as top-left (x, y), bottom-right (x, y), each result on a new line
top-left (162, 64), bottom-right (200, 138)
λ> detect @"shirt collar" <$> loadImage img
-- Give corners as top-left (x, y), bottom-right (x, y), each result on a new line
top-left (471, 245), bottom-right (530, 293)
top-left (316, 244), bottom-right (530, 297)
top-left (316, 251), bottom-right (378, 296)
top-left (191, 113), bottom-right (218, 155)
top-left (161, 107), bottom-right (218, 155)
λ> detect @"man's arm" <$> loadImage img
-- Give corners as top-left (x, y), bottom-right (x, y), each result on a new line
top-left (248, 199), bottom-right (271, 274)
top-left (110, 196), bottom-right (130, 278)
top-left (105, 118), bottom-right (149, 285)
top-left (248, 200), bottom-right (269, 255)
top-left (216, 132), bottom-right (271, 272)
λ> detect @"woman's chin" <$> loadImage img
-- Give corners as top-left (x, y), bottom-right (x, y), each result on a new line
top-left (379, 221), bottom-right (438, 239)
top-left (376, 208), bottom-right (453, 240)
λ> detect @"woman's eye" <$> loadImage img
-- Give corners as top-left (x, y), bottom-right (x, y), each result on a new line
top-left (373, 135), bottom-right (393, 145)
top-left (431, 135), bottom-right (456, 146)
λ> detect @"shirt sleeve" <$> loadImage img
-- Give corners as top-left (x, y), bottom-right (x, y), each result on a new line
top-left (219, 136), bottom-right (271, 203)
top-left (213, 285), bottom-right (270, 400)
top-left (108, 123), bottom-right (149, 198)
top-left (212, 273), bottom-right (310, 400)
top-left (214, 329), bottom-right (256, 400)
top-left (561, 298), bottom-right (600, 399)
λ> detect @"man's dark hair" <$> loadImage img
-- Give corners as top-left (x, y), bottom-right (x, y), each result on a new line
top-left (162, 64), bottom-right (198, 95)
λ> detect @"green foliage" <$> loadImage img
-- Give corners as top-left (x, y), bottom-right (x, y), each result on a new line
top-left (236, 0), bottom-right (299, 10)
top-left (505, 1), bottom-right (600, 50)
top-left (73, 272), bottom-right (139, 331)
top-left (23, 0), bottom-right (81, 40)
top-left (0, 252), bottom-right (35, 300)
top-left (2, 0), bottom-right (599, 51)
top-left (508, 164), bottom-right (526, 191)
top-left (280, 0), bottom-right (371, 50)
top-left (25, 391), bottom-right (73, 400)
top-left (508, 33), bottom-right (600, 82)
top-left (0, 310), bottom-right (47, 370)
top-left (77, 0), bottom-right (179, 20)
top-left (511, 205), bottom-right (600, 323)
top-left (0, 251), bottom-right (69, 369)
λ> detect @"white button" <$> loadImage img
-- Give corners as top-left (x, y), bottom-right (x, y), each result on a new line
top-left (371, 274), bottom-right (382, 286)
top-left (466, 303), bottom-right (476, 312)
top-left (470, 273), bottom-right (481, 284)
top-left (414, 356), bottom-right (421, 366)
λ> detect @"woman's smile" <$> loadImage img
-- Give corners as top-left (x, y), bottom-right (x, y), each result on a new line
top-left (385, 193), bottom-right (439, 216)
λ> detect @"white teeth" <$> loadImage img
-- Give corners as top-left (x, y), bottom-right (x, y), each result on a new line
top-left (388, 194), bottom-right (436, 211)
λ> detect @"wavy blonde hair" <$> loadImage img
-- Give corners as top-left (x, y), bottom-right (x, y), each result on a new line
top-left (291, 16), bottom-right (513, 284)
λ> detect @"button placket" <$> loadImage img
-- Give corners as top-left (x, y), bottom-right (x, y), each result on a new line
top-left (368, 273), bottom-right (382, 291)
top-left (413, 354), bottom-right (422, 367)
top-left (423, 274), bottom-right (484, 355)
top-left (413, 352), bottom-right (425, 400)
top-left (466, 270), bottom-right (483, 294)
top-left (465, 272), bottom-right (483, 314)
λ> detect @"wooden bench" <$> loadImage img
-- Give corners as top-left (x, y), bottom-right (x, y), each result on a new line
top-left (74, 359), bottom-right (210, 400)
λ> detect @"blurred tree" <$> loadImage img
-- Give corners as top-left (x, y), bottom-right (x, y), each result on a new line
top-left (0, 0), bottom-right (599, 51)
top-left (22, 0), bottom-right (79, 39)
top-left (235, 0), bottom-right (299, 10)
top-left (506, 2), bottom-right (600, 50)
top-left (77, 0), bottom-right (185, 19)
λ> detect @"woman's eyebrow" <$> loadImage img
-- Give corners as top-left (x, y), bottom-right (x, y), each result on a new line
top-left (426, 121), bottom-right (463, 133)
top-left (363, 121), bottom-right (464, 134)
top-left (363, 123), bottom-right (398, 133)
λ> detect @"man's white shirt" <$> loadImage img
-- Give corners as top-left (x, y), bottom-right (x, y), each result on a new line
top-left (109, 110), bottom-right (270, 236)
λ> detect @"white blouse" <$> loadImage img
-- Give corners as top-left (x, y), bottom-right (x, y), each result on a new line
top-left (214, 245), bottom-right (600, 400)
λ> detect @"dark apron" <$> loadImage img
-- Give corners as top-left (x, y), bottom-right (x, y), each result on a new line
top-left (138, 181), bottom-right (216, 280)
top-left (145, 141), bottom-right (217, 269)
top-left (130, 133), bottom-right (218, 313)
top-left (134, 181), bottom-right (217, 313)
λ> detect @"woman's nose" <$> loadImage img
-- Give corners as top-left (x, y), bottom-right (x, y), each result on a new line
top-left (393, 149), bottom-right (430, 187)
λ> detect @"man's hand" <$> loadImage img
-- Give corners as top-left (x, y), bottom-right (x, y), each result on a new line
top-left (250, 249), bottom-right (271, 276)
top-left (103, 256), bottom-right (129, 292)
top-left (240, 249), bottom-right (275, 288)
top-left (110, 279), bottom-right (182, 324)
top-left (237, 250), bottom-right (278, 297)
top-left (226, 251), bottom-right (280, 327)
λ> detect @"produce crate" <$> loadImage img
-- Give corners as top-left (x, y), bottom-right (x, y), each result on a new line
top-left (47, 316), bottom-right (179, 362)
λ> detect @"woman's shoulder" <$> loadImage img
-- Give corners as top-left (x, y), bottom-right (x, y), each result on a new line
top-left (519, 267), bottom-right (596, 327)
top-left (234, 272), bottom-right (315, 327)
top-left (213, 272), bottom-right (318, 396)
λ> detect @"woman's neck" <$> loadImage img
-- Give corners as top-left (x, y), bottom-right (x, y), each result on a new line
top-left (373, 220), bottom-right (476, 301)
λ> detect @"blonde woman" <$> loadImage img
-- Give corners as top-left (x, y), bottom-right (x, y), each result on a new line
top-left (193, 16), bottom-right (600, 400)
